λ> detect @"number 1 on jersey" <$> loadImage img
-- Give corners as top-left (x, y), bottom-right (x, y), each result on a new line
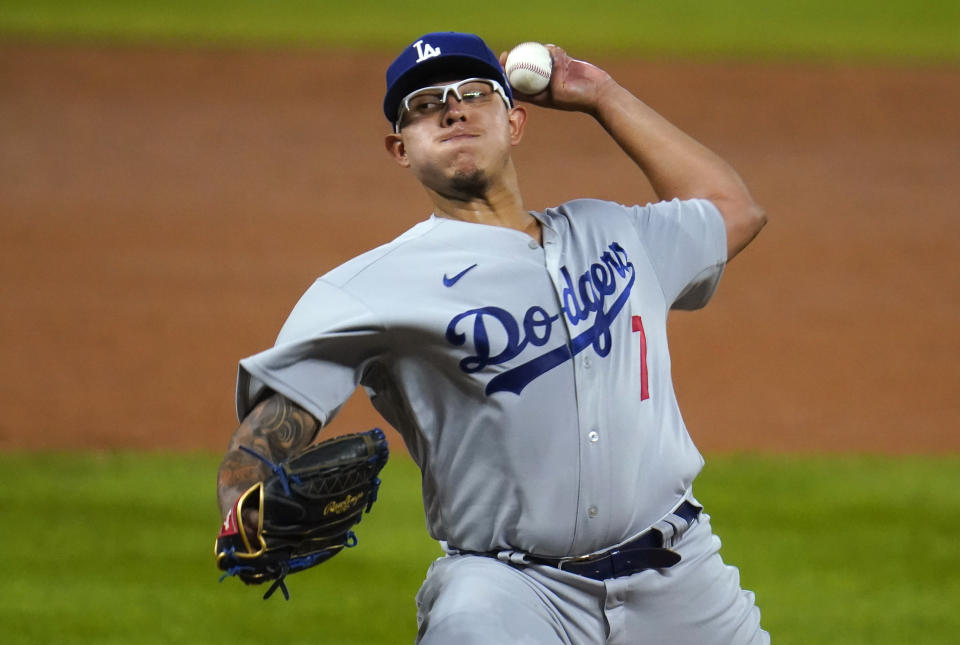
top-left (631, 315), bottom-right (650, 401)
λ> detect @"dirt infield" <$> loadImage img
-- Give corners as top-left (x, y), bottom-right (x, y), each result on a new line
top-left (1, 43), bottom-right (957, 453)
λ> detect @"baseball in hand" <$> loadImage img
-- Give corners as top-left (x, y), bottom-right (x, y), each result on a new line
top-left (504, 42), bottom-right (552, 94)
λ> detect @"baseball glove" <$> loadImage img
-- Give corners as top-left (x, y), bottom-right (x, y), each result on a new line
top-left (215, 428), bottom-right (389, 600)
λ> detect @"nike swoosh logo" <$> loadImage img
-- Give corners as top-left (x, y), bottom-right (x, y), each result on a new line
top-left (443, 264), bottom-right (478, 287)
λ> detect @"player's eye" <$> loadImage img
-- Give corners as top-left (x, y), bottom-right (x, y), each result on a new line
top-left (408, 94), bottom-right (444, 113)
top-left (397, 80), bottom-right (503, 129)
top-left (459, 83), bottom-right (493, 102)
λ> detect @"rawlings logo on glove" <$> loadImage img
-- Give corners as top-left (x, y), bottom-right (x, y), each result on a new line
top-left (324, 492), bottom-right (366, 515)
top-left (215, 428), bottom-right (389, 600)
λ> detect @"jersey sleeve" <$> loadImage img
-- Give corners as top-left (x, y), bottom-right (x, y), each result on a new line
top-left (235, 278), bottom-right (385, 424)
top-left (627, 198), bottom-right (727, 310)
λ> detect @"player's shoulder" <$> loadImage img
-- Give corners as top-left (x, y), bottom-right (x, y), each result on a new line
top-left (542, 197), bottom-right (721, 228)
top-left (320, 218), bottom-right (442, 289)
top-left (544, 197), bottom-right (623, 218)
top-left (545, 197), bottom-right (718, 216)
top-left (537, 198), bottom-right (640, 236)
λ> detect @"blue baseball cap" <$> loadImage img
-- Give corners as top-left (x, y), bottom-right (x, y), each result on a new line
top-left (383, 32), bottom-right (513, 124)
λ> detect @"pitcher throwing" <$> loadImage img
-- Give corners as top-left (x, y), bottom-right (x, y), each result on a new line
top-left (217, 31), bottom-right (769, 644)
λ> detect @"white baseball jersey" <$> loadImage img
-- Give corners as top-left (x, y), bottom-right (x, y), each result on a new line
top-left (237, 197), bottom-right (727, 558)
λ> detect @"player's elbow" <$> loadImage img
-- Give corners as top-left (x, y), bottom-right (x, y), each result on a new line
top-left (742, 200), bottom-right (768, 236)
top-left (723, 198), bottom-right (767, 261)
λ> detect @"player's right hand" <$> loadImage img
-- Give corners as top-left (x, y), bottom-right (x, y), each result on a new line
top-left (500, 45), bottom-right (616, 115)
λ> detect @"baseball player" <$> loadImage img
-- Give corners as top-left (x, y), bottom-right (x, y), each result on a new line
top-left (217, 31), bottom-right (769, 644)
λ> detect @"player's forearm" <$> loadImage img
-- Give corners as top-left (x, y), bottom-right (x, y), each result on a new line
top-left (592, 81), bottom-right (766, 258)
top-left (216, 393), bottom-right (321, 517)
top-left (591, 80), bottom-right (735, 202)
top-left (217, 442), bottom-right (268, 518)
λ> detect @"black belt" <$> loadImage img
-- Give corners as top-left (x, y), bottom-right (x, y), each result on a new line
top-left (524, 500), bottom-right (702, 581)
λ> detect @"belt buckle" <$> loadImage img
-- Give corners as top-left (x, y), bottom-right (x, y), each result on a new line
top-left (556, 548), bottom-right (614, 572)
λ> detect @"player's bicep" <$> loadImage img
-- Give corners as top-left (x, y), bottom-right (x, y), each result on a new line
top-left (236, 278), bottom-right (386, 424)
top-left (629, 198), bottom-right (727, 309)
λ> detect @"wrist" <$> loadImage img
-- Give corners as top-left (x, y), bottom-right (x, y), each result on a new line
top-left (590, 78), bottom-right (632, 122)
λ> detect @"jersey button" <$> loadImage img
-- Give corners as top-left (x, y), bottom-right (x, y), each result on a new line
top-left (528, 239), bottom-right (539, 250)
top-left (587, 505), bottom-right (599, 518)
top-left (588, 431), bottom-right (600, 443)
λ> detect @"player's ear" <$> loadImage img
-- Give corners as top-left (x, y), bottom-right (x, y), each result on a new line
top-left (384, 132), bottom-right (410, 168)
top-left (508, 104), bottom-right (527, 145)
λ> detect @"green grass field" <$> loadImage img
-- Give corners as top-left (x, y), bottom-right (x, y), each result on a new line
top-left (2, 453), bottom-right (958, 644)
top-left (1, 0), bottom-right (958, 62)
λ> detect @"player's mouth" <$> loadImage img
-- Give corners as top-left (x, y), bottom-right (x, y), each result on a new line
top-left (439, 129), bottom-right (480, 144)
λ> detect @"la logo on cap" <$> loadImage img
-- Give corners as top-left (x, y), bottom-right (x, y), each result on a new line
top-left (413, 39), bottom-right (442, 63)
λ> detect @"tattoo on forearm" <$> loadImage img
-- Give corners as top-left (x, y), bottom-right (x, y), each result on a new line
top-left (217, 394), bottom-right (319, 514)
top-left (217, 452), bottom-right (264, 509)
top-left (251, 395), bottom-right (318, 457)
top-left (252, 395), bottom-right (317, 461)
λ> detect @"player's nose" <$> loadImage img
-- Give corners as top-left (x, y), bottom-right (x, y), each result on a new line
top-left (443, 95), bottom-right (468, 125)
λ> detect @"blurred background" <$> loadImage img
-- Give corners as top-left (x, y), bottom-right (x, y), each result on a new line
top-left (1, 2), bottom-right (958, 643)
top-left (1, 0), bottom-right (957, 453)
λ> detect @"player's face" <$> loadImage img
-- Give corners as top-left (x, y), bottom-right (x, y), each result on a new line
top-left (385, 77), bottom-right (526, 198)
top-left (394, 78), bottom-right (510, 132)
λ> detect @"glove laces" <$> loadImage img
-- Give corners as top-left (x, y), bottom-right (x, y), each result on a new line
top-left (238, 445), bottom-right (302, 496)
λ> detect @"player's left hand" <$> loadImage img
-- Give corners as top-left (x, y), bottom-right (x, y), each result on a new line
top-left (215, 428), bottom-right (389, 600)
top-left (499, 45), bottom-right (615, 115)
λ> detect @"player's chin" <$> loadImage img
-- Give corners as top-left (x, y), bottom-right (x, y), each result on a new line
top-left (444, 150), bottom-right (483, 175)
top-left (449, 168), bottom-right (490, 198)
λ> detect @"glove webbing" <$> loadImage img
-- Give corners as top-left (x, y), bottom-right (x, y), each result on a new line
top-left (218, 532), bottom-right (358, 600)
